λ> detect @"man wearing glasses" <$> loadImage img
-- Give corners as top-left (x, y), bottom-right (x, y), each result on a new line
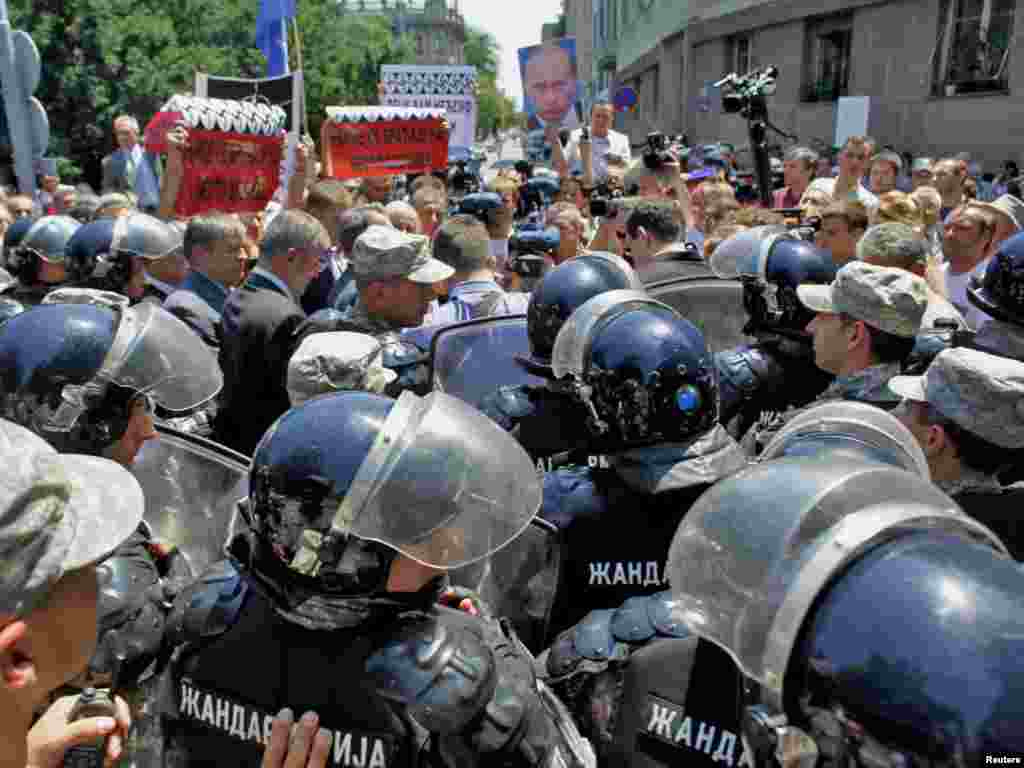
top-left (215, 210), bottom-right (332, 456)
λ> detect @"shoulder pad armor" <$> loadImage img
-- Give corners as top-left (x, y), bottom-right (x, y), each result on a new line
top-left (166, 559), bottom-right (247, 647)
top-left (366, 610), bottom-right (497, 736)
top-left (545, 592), bottom-right (689, 680)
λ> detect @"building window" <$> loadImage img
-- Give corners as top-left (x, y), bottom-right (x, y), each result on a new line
top-left (729, 35), bottom-right (752, 75)
top-left (933, 0), bottom-right (1013, 96)
top-left (416, 34), bottom-right (425, 55)
top-left (801, 14), bottom-right (852, 102)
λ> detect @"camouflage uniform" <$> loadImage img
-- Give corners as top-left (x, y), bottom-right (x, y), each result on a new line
top-left (815, 361), bottom-right (904, 407)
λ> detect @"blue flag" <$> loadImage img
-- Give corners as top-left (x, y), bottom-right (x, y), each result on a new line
top-left (256, 0), bottom-right (295, 77)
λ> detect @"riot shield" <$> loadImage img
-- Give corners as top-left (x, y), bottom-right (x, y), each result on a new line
top-left (646, 275), bottom-right (753, 353)
top-left (428, 314), bottom-right (545, 409)
top-left (449, 516), bottom-right (561, 654)
top-left (132, 424), bottom-right (249, 575)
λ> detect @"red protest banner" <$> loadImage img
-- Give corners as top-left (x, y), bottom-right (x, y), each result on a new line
top-left (175, 131), bottom-right (283, 217)
top-left (144, 111), bottom-right (183, 154)
top-left (321, 116), bottom-right (448, 179)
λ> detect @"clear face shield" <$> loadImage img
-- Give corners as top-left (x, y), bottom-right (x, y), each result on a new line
top-left (664, 458), bottom-right (1006, 768)
top-left (42, 302), bottom-right (223, 433)
top-left (303, 391), bottom-right (542, 571)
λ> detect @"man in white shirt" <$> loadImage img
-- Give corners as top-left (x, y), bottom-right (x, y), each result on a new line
top-left (942, 203), bottom-right (997, 329)
top-left (556, 102), bottom-right (631, 182)
top-left (101, 116), bottom-right (162, 212)
top-left (805, 135), bottom-right (878, 213)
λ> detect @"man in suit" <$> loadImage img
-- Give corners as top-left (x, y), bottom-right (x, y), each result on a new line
top-left (214, 210), bottom-right (330, 456)
top-left (101, 116), bottom-right (162, 213)
top-left (163, 213), bottom-right (247, 347)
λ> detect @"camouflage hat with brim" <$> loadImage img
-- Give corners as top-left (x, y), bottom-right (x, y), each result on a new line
top-left (888, 347), bottom-right (1024, 450)
top-left (351, 225), bottom-right (454, 285)
top-left (797, 262), bottom-right (929, 338)
top-left (0, 419), bottom-right (145, 618)
top-left (287, 331), bottom-right (397, 405)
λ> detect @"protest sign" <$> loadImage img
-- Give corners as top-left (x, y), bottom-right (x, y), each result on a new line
top-left (320, 106), bottom-right (449, 180)
top-left (518, 37), bottom-right (581, 133)
top-left (195, 71), bottom-right (304, 133)
top-left (380, 65), bottom-right (477, 151)
top-left (154, 95), bottom-right (287, 217)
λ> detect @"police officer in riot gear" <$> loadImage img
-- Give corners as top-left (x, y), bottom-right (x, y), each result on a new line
top-left (479, 253), bottom-right (644, 473)
top-left (967, 230), bottom-right (1024, 360)
top-left (662, 455), bottom-right (1020, 768)
top-left (532, 290), bottom-right (747, 646)
top-left (161, 390), bottom-right (594, 768)
top-left (1, 214), bottom-right (80, 305)
top-left (0, 292), bottom-right (223, 702)
top-left (539, 405), bottom-right (986, 768)
top-left (64, 212), bottom-right (183, 301)
top-left (709, 226), bottom-right (837, 439)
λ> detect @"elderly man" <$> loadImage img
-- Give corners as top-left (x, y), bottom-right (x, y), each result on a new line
top-left (524, 43), bottom-right (577, 130)
top-left (215, 210), bottom-right (330, 456)
top-left (856, 223), bottom-right (965, 329)
top-left (101, 116), bottom-right (161, 213)
top-left (805, 135), bottom-right (878, 212)
top-left (890, 348), bottom-right (1024, 558)
top-left (422, 214), bottom-right (528, 326)
top-left (773, 146), bottom-right (818, 209)
top-left (869, 150), bottom-right (903, 196)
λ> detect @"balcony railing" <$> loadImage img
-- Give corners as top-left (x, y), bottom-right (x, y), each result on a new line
top-left (339, 0), bottom-right (464, 25)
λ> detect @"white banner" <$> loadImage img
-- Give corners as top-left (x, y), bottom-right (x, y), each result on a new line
top-left (380, 65), bottom-right (477, 152)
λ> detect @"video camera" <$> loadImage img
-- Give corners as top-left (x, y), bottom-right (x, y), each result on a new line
top-left (790, 215), bottom-right (823, 243)
top-left (717, 66), bottom-right (779, 117)
top-left (588, 182), bottom-right (624, 218)
top-left (457, 192), bottom-right (503, 222)
top-left (450, 161), bottom-right (480, 196)
top-left (642, 132), bottom-right (685, 171)
top-left (508, 228), bottom-right (558, 292)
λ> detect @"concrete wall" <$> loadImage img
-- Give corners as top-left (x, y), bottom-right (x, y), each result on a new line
top-left (605, 0), bottom-right (1024, 169)
top-left (616, 0), bottom-right (691, 72)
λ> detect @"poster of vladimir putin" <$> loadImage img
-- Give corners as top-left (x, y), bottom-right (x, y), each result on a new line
top-left (519, 38), bottom-right (580, 133)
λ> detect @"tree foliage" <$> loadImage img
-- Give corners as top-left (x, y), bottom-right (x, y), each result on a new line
top-left (463, 25), bottom-right (515, 140)
top-left (8, 0), bottom-right (411, 185)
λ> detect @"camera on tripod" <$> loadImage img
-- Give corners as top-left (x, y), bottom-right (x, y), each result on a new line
top-left (718, 66), bottom-right (780, 116)
top-left (588, 182), bottom-right (623, 218)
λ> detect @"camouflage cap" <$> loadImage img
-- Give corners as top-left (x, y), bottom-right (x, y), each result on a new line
top-left (351, 225), bottom-right (454, 284)
top-left (888, 347), bottom-right (1024, 449)
top-left (0, 419), bottom-right (144, 617)
top-left (287, 331), bottom-right (397, 405)
top-left (797, 262), bottom-right (929, 337)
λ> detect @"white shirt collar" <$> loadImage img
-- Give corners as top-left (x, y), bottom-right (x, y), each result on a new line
top-left (250, 266), bottom-right (294, 301)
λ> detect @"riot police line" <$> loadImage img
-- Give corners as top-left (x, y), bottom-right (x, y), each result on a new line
top-left (2, 184), bottom-right (1024, 767)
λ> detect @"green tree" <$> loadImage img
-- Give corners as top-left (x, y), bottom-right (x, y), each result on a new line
top-left (463, 25), bottom-right (514, 140)
top-left (7, 0), bottom-right (411, 186)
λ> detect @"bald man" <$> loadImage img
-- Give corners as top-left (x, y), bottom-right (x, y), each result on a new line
top-left (524, 44), bottom-right (577, 129)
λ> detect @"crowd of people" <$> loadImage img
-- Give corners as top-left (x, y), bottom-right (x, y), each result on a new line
top-left (1, 100), bottom-right (1023, 768)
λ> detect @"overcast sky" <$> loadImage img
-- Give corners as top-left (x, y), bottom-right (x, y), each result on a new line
top-left (458, 0), bottom-right (561, 109)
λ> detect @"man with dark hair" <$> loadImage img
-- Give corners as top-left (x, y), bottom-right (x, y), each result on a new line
top-left (326, 205), bottom-right (393, 313)
top-left (805, 135), bottom-right (878, 211)
top-left (891, 347), bottom-right (1024, 558)
top-left (422, 214), bottom-right (529, 326)
top-left (816, 199), bottom-right (869, 266)
top-left (300, 179), bottom-right (356, 315)
top-left (623, 199), bottom-right (688, 271)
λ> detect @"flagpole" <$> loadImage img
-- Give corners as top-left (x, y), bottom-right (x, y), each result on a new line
top-left (292, 17), bottom-right (306, 137)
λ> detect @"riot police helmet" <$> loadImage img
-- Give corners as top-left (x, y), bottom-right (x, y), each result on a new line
top-left (710, 225), bottom-right (836, 338)
top-left (522, 252), bottom-right (643, 376)
top-left (2, 216), bottom-right (35, 262)
top-left (0, 295), bottom-right (223, 455)
top-left (5, 215), bottom-right (80, 285)
top-left (967, 230), bottom-right (1024, 326)
top-left (551, 289), bottom-right (718, 449)
top-left (666, 459), bottom-right (1012, 766)
top-left (457, 192), bottom-right (503, 221)
top-left (245, 390), bottom-right (541, 627)
top-left (65, 213), bottom-right (183, 298)
top-left (759, 400), bottom-right (930, 478)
